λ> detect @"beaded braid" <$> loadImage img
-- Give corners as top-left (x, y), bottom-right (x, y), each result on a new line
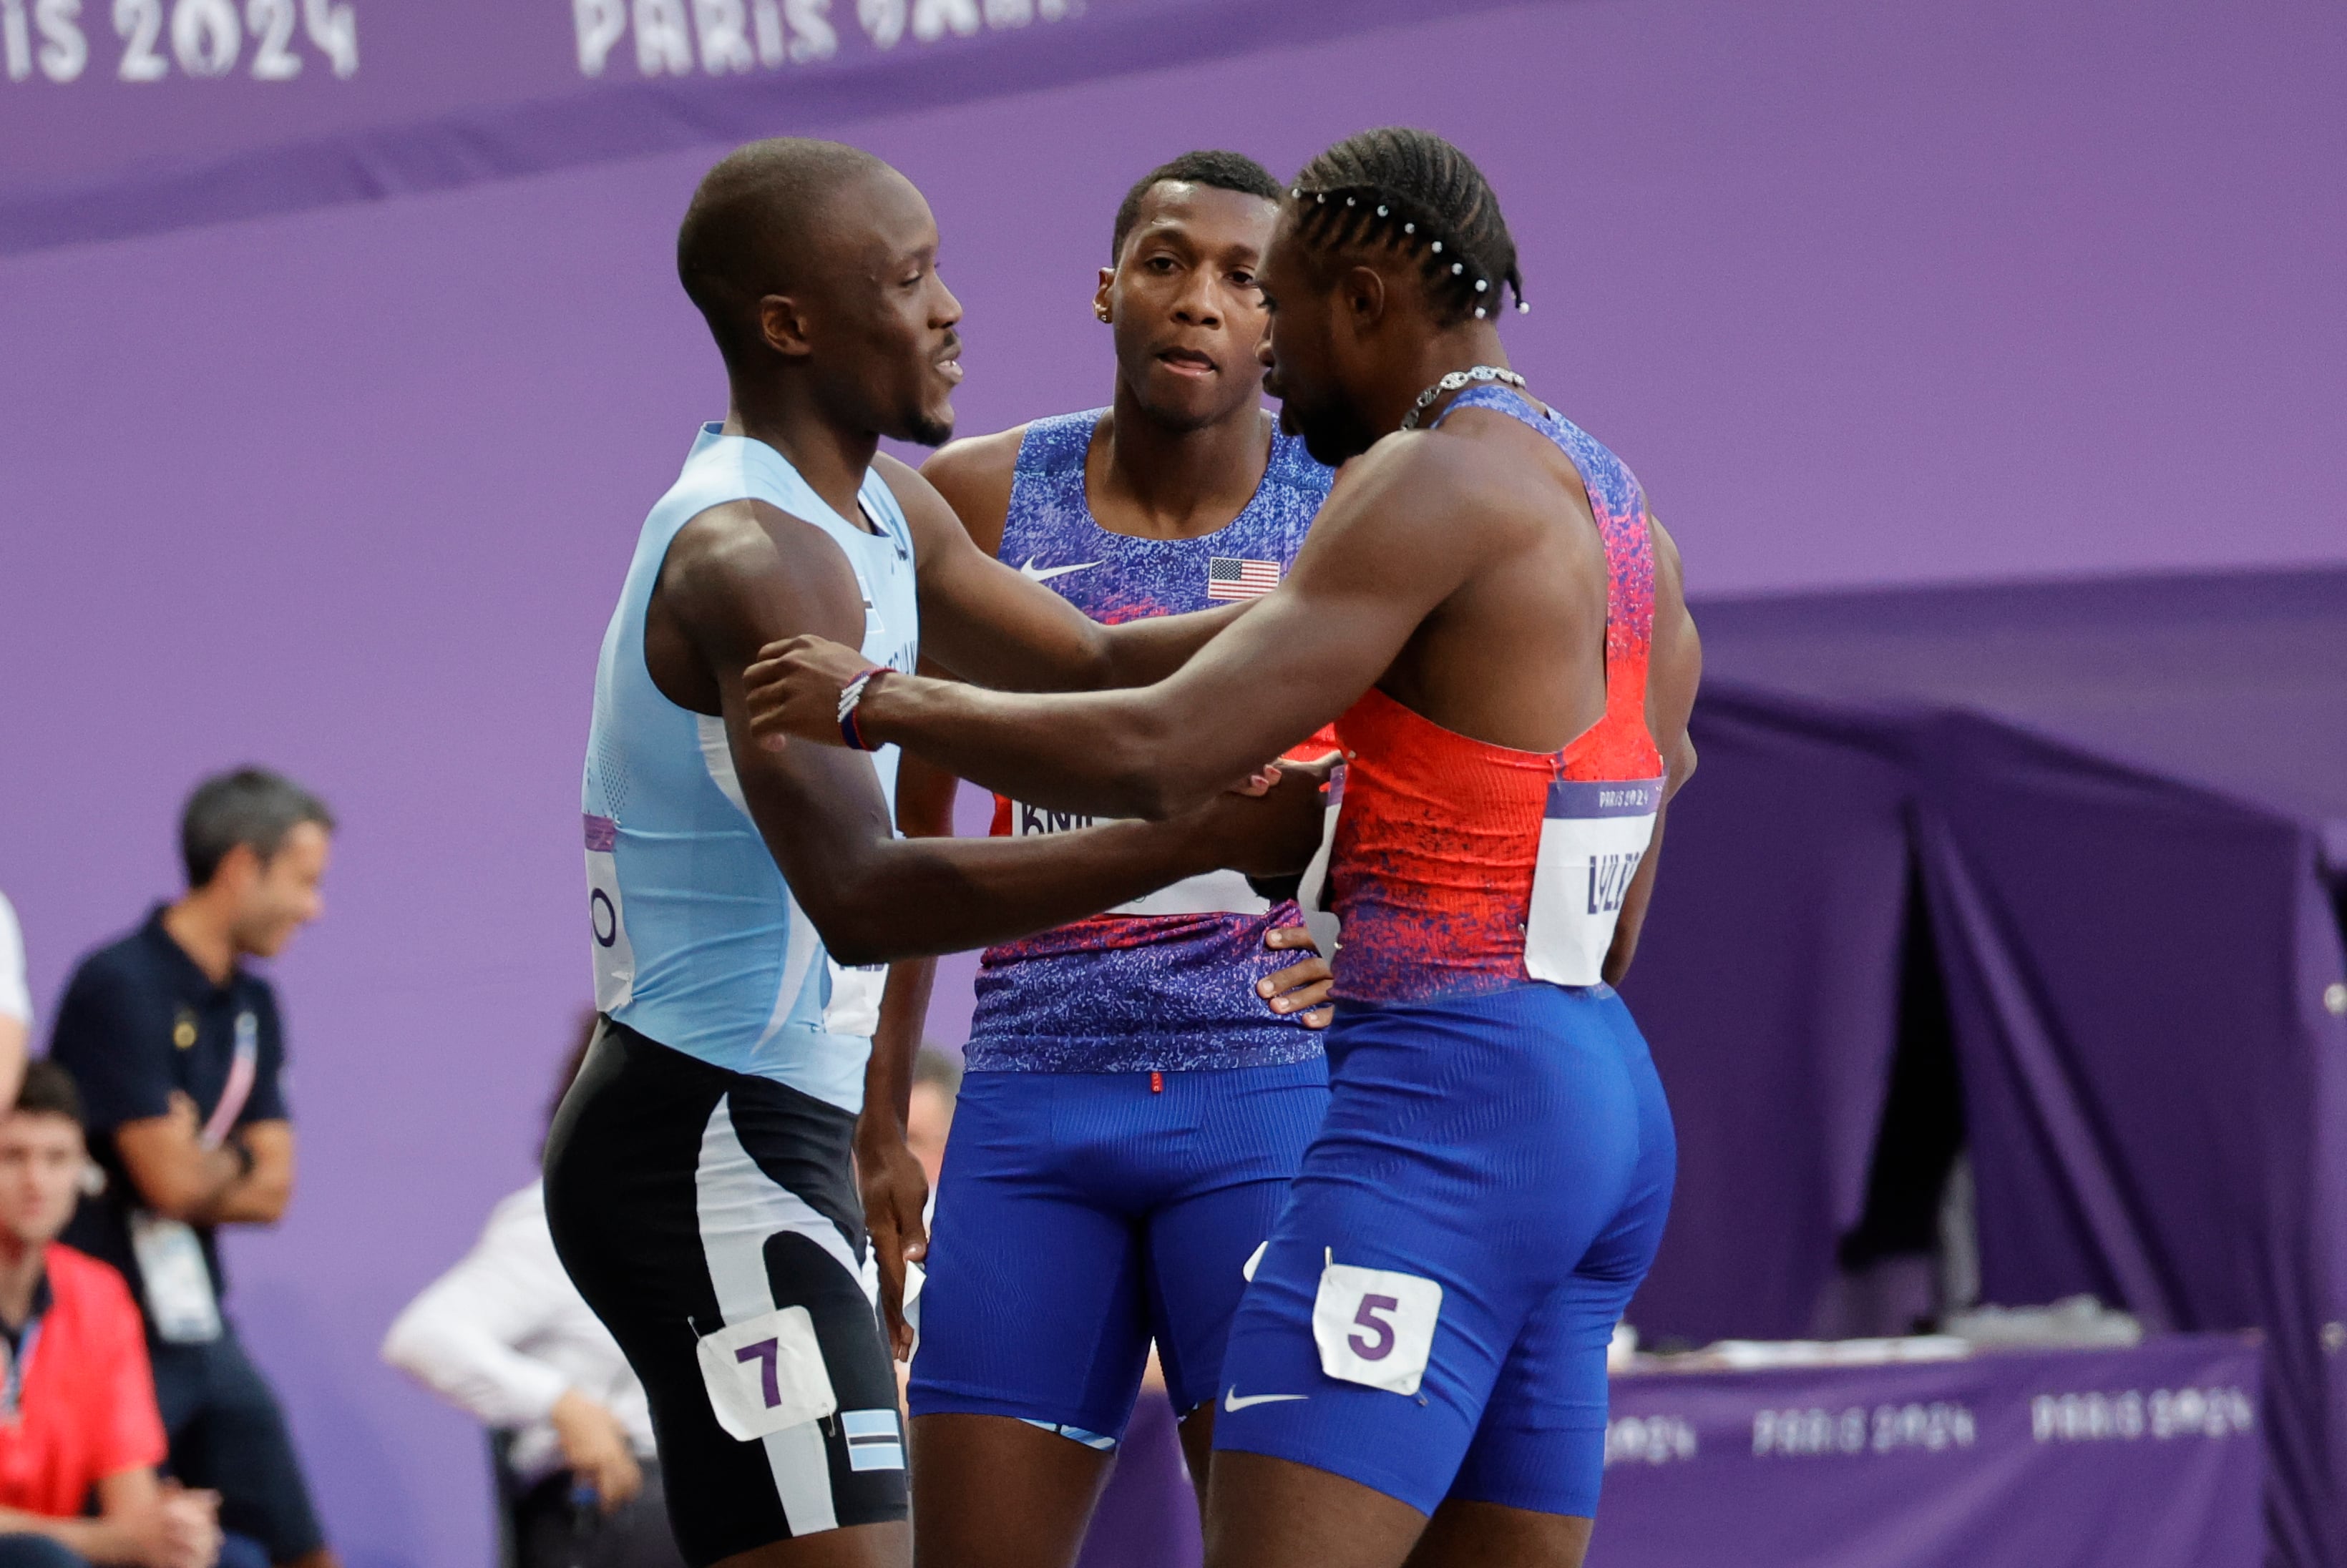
top-left (1289, 127), bottom-right (1528, 325)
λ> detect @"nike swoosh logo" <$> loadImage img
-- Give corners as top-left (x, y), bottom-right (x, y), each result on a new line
top-left (1224, 1388), bottom-right (1309, 1413)
top-left (1018, 557), bottom-right (1102, 584)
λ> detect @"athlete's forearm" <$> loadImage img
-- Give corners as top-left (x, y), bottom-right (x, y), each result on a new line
top-left (854, 674), bottom-right (1199, 820)
top-left (814, 814), bottom-right (1216, 964)
top-left (1095, 602), bottom-right (1251, 688)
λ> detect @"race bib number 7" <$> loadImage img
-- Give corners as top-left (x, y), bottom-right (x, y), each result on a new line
top-left (694, 1305), bottom-right (836, 1441)
top-left (1312, 1259), bottom-right (1443, 1396)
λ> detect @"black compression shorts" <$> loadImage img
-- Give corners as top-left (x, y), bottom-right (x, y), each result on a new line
top-left (544, 1019), bottom-right (906, 1567)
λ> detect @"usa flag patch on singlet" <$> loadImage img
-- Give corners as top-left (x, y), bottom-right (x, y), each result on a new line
top-left (1207, 557), bottom-right (1281, 600)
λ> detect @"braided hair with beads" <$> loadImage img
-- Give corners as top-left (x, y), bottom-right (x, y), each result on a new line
top-left (1287, 127), bottom-right (1527, 324)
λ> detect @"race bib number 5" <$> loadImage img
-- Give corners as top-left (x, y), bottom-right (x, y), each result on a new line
top-left (694, 1305), bottom-right (836, 1441)
top-left (1312, 1259), bottom-right (1443, 1396)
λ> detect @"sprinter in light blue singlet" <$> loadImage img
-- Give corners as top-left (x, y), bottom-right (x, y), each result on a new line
top-left (540, 138), bottom-right (1331, 1568)
top-left (583, 423), bottom-right (919, 1108)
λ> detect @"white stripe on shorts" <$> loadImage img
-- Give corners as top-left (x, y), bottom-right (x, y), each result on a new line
top-left (694, 1094), bottom-right (862, 1537)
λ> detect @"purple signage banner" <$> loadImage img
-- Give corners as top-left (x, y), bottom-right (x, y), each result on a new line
top-left (0, 0), bottom-right (1523, 252)
top-left (1594, 1335), bottom-right (2265, 1568)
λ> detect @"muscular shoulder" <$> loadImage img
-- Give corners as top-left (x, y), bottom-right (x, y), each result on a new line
top-left (912, 427), bottom-right (1024, 552)
top-left (663, 498), bottom-right (864, 653)
top-left (665, 498), bottom-right (791, 590)
top-left (1322, 425), bottom-right (1559, 543)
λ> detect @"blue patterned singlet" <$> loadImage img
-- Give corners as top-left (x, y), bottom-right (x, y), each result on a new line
top-left (963, 409), bottom-right (1336, 1073)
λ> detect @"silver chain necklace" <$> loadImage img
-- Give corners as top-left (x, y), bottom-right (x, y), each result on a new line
top-left (1398, 364), bottom-right (1526, 431)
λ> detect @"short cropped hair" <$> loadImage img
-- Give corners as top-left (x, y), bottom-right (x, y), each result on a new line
top-left (1288, 127), bottom-right (1526, 326)
top-left (678, 137), bottom-right (890, 369)
top-left (180, 767), bottom-right (336, 888)
top-left (14, 1060), bottom-right (84, 1127)
top-left (1110, 150), bottom-right (1284, 261)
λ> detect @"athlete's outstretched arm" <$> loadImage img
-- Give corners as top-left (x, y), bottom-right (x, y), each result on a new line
top-left (656, 500), bottom-right (1317, 966)
top-left (1603, 511), bottom-right (1703, 984)
top-left (877, 451), bottom-right (1251, 692)
top-left (748, 437), bottom-right (1482, 818)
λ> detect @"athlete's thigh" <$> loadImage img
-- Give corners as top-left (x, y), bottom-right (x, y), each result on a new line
top-left (908, 1414), bottom-right (1115, 1568)
top-left (1402, 1500), bottom-right (1592, 1568)
top-left (1146, 1059), bottom-right (1331, 1420)
top-left (910, 1071), bottom-right (1153, 1440)
top-left (1214, 985), bottom-right (1656, 1519)
top-left (1448, 1014), bottom-right (1675, 1521)
top-left (1204, 1450), bottom-right (1429, 1568)
top-left (548, 1026), bottom-right (907, 1567)
top-left (711, 1522), bottom-right (910, 1568)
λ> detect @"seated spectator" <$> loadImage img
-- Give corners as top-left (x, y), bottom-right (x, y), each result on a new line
top-left (0, 1062), bottom-right (230, 1568)
top-left (381, 1022), bottom-right (682, 1568)
top-left (48, 770), bottom-right (337, 1568)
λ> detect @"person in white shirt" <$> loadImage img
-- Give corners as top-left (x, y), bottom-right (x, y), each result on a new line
top-left (381, 1026), bottom-right (683, 1568)
top-left (0, 892), bottom-right (31, 1108)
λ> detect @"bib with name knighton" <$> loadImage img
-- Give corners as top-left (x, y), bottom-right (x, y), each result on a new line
top-left (1000, 798), bottom-right (1272, 919)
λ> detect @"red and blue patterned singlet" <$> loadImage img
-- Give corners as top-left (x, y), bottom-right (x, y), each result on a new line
top-left (1302, 385), bottom-right (1665, 1006)
top-left (964, 410), bottom-right (1337, 1072)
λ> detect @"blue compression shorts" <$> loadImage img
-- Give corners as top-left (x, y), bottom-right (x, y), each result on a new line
top-left (910, 1059), bottom-right (1330, 1441)
top-left (1212, 983), bottom-right (1675, 1518)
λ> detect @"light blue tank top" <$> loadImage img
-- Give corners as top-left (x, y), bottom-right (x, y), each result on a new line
top-left (582, 424), bottom-right (919, 1111)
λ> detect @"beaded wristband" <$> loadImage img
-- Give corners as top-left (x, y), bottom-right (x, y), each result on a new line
top-left (836, 667), bottom-right (889, 751)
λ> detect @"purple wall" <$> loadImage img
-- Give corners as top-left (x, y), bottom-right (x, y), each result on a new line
top-left (1, 0), bottom-right (2340, 1561)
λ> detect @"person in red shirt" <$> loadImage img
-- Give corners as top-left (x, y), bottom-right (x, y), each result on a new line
top-left (0, 1062), bottom-right (221, 1568)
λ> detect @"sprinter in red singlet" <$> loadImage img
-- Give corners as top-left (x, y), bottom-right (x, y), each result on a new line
top-left (744, 127), bottom-right (1703, 1568)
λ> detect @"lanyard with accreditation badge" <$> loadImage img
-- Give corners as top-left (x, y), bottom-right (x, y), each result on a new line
top-left (130, 1009), bottom-right (261, 1344)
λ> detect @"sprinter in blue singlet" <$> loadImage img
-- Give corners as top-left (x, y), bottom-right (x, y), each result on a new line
top-left (885, 152), bottom-right (1340, 1567)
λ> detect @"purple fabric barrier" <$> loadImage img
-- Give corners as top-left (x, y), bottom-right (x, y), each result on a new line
top-left (1912, 715), bottom-right (2347, 1568)
top-left (1615, 692), bottom-right (1917, 1344)
top-left (1619, 571), bottom-right (2347, 1564)
top-left (1594, 1336), bottom-right (2265, 1568)
top-left (1692, 568), bottom-right (2347, 851)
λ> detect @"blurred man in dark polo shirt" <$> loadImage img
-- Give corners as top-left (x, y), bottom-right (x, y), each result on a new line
top-left (49, 770), bottom-right (338, 1568)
